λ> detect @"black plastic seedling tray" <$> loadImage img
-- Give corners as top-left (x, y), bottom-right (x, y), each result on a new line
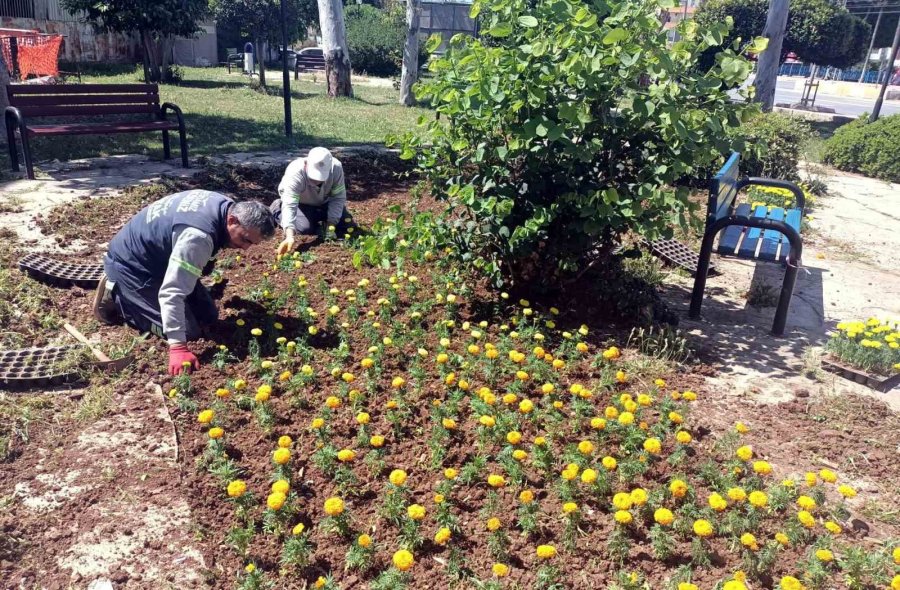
top-left (0, 345), bottom-right (87, 390)
top-left (18, 253), bottom-right (104, 289)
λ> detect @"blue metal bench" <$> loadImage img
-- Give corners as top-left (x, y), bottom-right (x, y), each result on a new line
top-left (689, 152), bottom-right (804, 336)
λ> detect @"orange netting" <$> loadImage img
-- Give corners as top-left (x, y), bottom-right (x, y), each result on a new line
top-left (1, 34), bottom-right (62, 79)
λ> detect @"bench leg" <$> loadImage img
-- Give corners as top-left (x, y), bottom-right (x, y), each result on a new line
top-left (689, 231), bottom-right (717, 319)
top-left (21, 133), bottom-right (35, 180)
top-left (162, 130), bottom-right (171, 160)
top-left (771, 264), bottom-right (799, 336)
top-left (6, 121), bottom-right (18, 172)
top-left (178, 125), bottom-right (189, 168)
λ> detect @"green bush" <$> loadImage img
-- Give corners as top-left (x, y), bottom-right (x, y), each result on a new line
top-left (823, 115), bottom-right (900, 183)
top-left (390, 0), bottom-right (760, 286)
top-left (345, 5), bottom-right (427, 78)
top-left (735, 112), bottom-right (812, 181)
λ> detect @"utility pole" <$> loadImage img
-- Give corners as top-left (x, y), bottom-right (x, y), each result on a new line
top-left (870, 14), bottom-right (900, 122)
top-left (754, 0), bottom-right (791, 112)
top-left (859, 2), bottom-right (884, 84)
top-left (280, 0), bottom-right (292, 137)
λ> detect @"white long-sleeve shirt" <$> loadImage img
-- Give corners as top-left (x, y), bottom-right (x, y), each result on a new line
top-left (158, 226), bottom-right (214, 344)
top-left (277, 156), bottom-right (347, 234)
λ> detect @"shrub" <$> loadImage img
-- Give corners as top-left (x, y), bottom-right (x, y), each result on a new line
top-left (823, 115), bottom-right (900, 183)
top-left (390, 0), bottom-right (761, 286)
top-left (734, 112), bottom-right (812, 181)
top-left (345, 5), bottom-right (427, 78)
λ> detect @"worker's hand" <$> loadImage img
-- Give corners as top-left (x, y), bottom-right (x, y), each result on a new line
top-left (168, 343), bottom-right (199, 376)
top-left (277, 236), bottom-right (296, 257)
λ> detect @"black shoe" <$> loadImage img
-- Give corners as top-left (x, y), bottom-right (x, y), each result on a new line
top-left (92, 272), bottom-right (121, 325)
top-left (270, 199), bottom-right (282, 224)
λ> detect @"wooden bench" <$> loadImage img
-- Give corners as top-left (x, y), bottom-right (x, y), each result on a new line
top-left (689, 152), bottom-right (805, 336)
top-left (294, 49), bottom-right (326, 79)
top-left (4, 83), bottom-right (188, 180)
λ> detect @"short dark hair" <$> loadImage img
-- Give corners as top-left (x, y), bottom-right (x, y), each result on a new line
top-left (231, 201), bottom-right (275, 238)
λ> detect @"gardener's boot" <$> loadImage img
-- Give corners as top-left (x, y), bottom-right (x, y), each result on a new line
top-left (92, 272), bottom-right (121, 325)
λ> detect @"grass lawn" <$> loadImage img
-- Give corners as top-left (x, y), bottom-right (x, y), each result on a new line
top-left (2, 65), bottom-right (431, 169)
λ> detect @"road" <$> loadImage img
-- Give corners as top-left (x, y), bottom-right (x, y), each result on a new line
top-left (774, 85), bottom-right (900, 118)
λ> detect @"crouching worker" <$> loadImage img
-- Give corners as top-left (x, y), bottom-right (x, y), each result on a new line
top-left (92, 190), bottom-right (276, 375)
top-left (271, 147), bottom-right (355, 256)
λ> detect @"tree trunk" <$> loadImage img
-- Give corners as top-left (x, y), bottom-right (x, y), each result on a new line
top-left (317, 0), bottom-right (353, 97)
top-left (753, 0), bottom-right (790, 112)
top-left (141, 31), bottom-right (162, 83)
top-left (256, 37), bottom-right (267, 87)
top-left (399, 0), bottom-right (422, 106)
top-left (160, 35), bottom-right (175, 81)
top-left (0, 50), bottom-right (10, 139)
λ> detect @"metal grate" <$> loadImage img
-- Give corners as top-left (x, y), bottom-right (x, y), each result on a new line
top-left (18, 253), bottom-right (105, 289)
top-left (644, 238), bottom-right (716, 277)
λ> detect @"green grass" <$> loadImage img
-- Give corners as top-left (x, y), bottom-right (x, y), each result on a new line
top-left (4, 66), bottom-right (431, 168)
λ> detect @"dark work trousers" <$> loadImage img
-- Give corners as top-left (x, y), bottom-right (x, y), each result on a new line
top-left (113, 281), bottom-right (218, 341)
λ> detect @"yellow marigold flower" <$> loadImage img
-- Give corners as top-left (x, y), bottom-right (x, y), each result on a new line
top-left (748, 491), bottom-right (768, 508)
top-left (208, 427), bottom-right (224, 439)
top-left (678, 584), bottom-right (698, 590)
top-left (819, 469), bottom-right (837, 483)
top-left (797, 510), bottom-right (815, 528)
top-left (591, 417), bottom-right (607, 430)
top-left (676, 431), bottom-right (692, 444)
top-left (272, 479), bottom-right (290, 495)
top-left (434, 527), bottom-right (451, 545)
top-left (740, 532), bottom-right (758, 550)
top-left (293, 523), bottom-right (305, 536)
top-left (407, 504), bottom-right (426, 521)
top-left (780, 576), bottom-right (803, 590)
top-left (616, 370), bottom-right (628, 383)
top-left (892, 575), bottom-right (900, 590)
top-left (215, 388), bottom-right (231, 398)
top-left (393, 549), bottom-right (414, 571)
top-left (668, 411), bottom-right (683, 424)
top-left (824, 521), bottom-right (842, 534)
top-left (623, 399), bottom-right (637, 413)
top-left (267, 491), bottom-right (286, 511)
top-left (534, 436), bottom-right (547, 446)
top-left (245, 563), bottom-right (255, 573)
top-left (682, 391), bottom-right (697, 401)
top-left (519, 490), bottom-right (535, 504)
top-left (325, 396), bottom-right (341, 409)
top-left (837, 484), bottom-right (856, 498)
top-left (581, 468), bottom-right (598, 484)
top-left (311, 417), bottom-right (325, 430)
top-left (561, 464), bottom-right (579, 481)
top-left (515, 370), bottom-right (529, 381)
top-left (536, 544), bottom-right (557, 559)
top-left (723, 581), bottom-right (747, 590)
top-left (387, 469), bottom-right (408, 486)
top-left (358, 534), bottom-right (372, 548)
top-left (774, 532), bottom-right (789, 546)
top-left (736, 445), bottom-right (753, 461)
top-left (255, 386), bottom-right (271, 403)
top-left (361, 357), bottom-right (375, 369)
top-left (654, 508), bottom-right (674, 526)
top-left (518, 399), bottom-right (534, 414)
top-left (636, 394), bottom-right (652, 407)
top-left (602, 346), bottom-right (620, 359)
top-left (815, 549), bottom-right (833, 562)
top-left (643, 437), bottom-right (661, 454)
top-left (782, 479), bottom-right (795, 488)
top-left (614, 510), bottom-right (633, 525)
top-left (552, 359), bottom-right (565, 369)
top-left (735, 421), bottom-right (750, 434)
top-left (386, 399), bottom-right (398, 410)
top-left (197, 409), bottom-right (214, 424)
top-left (563, 502), bottom-right (578, 514)
top-left (669, 479), bottom-right (688, 498)
top-left (486, 517), bottom-right (502, 531)
top-left (604, 406), bottom-right (619, 419)
top-left (892, 546), bottom-right (900, 564)
top-left (227, 480), bottom-right (247, 498)
top-left (753, 461), bottom-right (772, 475)
top-left (260, 360), bottom-right (274, 370)
top-left (487, 474), bottom-right (506, 488)
top-left (365, 434), bottom-right (383, 448)
top-left (506, 431), bottom-right (522, 445)
top-left (479, 415), bottom-right (496, 427)
top-left (250, 328), bottom-right (263, 337)
top-left (492, 563), bottom-right (509, 578)
top-left (709, 492), bottom-right (728, 512)
top-left (618, 411), bottom-right (635, 426)
top-left (444, 468), bottom-right (458, 480)
top-left (805, 472), bottom-right (817, 487)
top-left (613, 492), bottom-right (633, 511)
top-left (512, 449), bottom-right (528, 461)
top-left (577, 440), bottom-right (595, 455)
top-left (797, 495), bottom-right (816, 510)
top-left (338, 449), bottom-right (356, 462)
top-left (273, 448), bottom-right (291, 465)
top-left (324, 497), bottom-right (344, 516)
top-left (693, 519), bottom-right (714, 537)
top-left (576, 342), bottom-right (589, 353)
top-left (727, 487), bottom-right (747, 502)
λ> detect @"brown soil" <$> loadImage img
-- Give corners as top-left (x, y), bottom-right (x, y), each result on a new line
top-left (2, 160), bottom-right (898, 590)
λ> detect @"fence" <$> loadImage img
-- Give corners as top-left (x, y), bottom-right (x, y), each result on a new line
top-left (778, 62), bottom-right (891, 84)
top-left (1, 0), bottom-right (78, 21)
top-left (420, 1), bottom-right (478, 54)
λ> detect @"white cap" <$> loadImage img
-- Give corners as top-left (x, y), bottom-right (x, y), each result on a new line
top-left (306, 147), bottom-right (333, 182)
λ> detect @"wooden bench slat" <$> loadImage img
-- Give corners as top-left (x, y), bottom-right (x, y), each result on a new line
top-left (26, 121), bottom-right (179, 136)
top-left (712, 152), bottom-right (740, 221)
top-left (757, 207), bottom-right (785, 262)
top-left (779, 208), bottom-right (802, 261)
top-left (11, 94), bottom-right (160, 107)
top-left (717, 203), bottom-right (751, 255)
top-left (8, 83), bottom-right (160, 96)
top-left (736, 205), bottom-right (768, 258)
top-left (16, 104), bottom-right (159, 117)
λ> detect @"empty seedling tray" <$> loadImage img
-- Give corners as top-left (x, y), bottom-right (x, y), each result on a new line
top-left (0, 345), bottom-right (87, 390)
top-left (18, 253), bottom-right (104, 289)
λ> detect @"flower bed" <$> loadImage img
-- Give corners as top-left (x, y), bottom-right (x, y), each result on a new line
top-left (170, 241), bottom-right (898, 590)
top-left (823, 318), bottom-right (900, 392)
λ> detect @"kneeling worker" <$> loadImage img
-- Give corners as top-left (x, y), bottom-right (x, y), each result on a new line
top-left (272, 147), bottom-right (354, 256)
top-left (92, 190), bottom-right (276, 375)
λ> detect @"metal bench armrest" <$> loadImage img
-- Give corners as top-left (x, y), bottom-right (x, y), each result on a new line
top-left (160, 102), bottom-right (185, 124)
top-left (704, 215), bottom-right (803, 264)
top-left (5, 106), bottom-right (26, 129)
top-left (737, 177), bottom-right (805, 215)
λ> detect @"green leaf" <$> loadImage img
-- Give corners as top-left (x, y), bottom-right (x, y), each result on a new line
top-left (603, 28), bottom-right (628, 44)
top-left (469, 1), bottom-right (481, 19)
top-left (488, 23), bottom-right (513, 37)
top-left (425, 33), bottom-right (442, 54)
top-left (518, 15), bottom-right (538, 27)
top-left (749, 36), bottom-right (769, 55)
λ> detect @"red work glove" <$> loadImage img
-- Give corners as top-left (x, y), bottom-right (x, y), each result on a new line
top-left (168, 343), bottom-right (199, 376)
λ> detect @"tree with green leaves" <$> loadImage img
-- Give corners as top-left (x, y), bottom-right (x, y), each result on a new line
top-left (213, 0), bottom-right (314, 87)
top-left (61, 0), bottom-right (209, 83)
top-left (695, 0), bottom-right (871, 69)
top-left (388, 0), bottom-right (760, 285)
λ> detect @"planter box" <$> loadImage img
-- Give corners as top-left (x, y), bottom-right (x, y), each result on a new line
top-left (821, 356), bottom-right (900, 393)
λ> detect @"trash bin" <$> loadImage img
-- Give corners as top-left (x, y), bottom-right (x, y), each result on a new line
top-left (243, 42), bottom-right (254, 74)
top-left (287, 52), bottom-right (297, 71)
